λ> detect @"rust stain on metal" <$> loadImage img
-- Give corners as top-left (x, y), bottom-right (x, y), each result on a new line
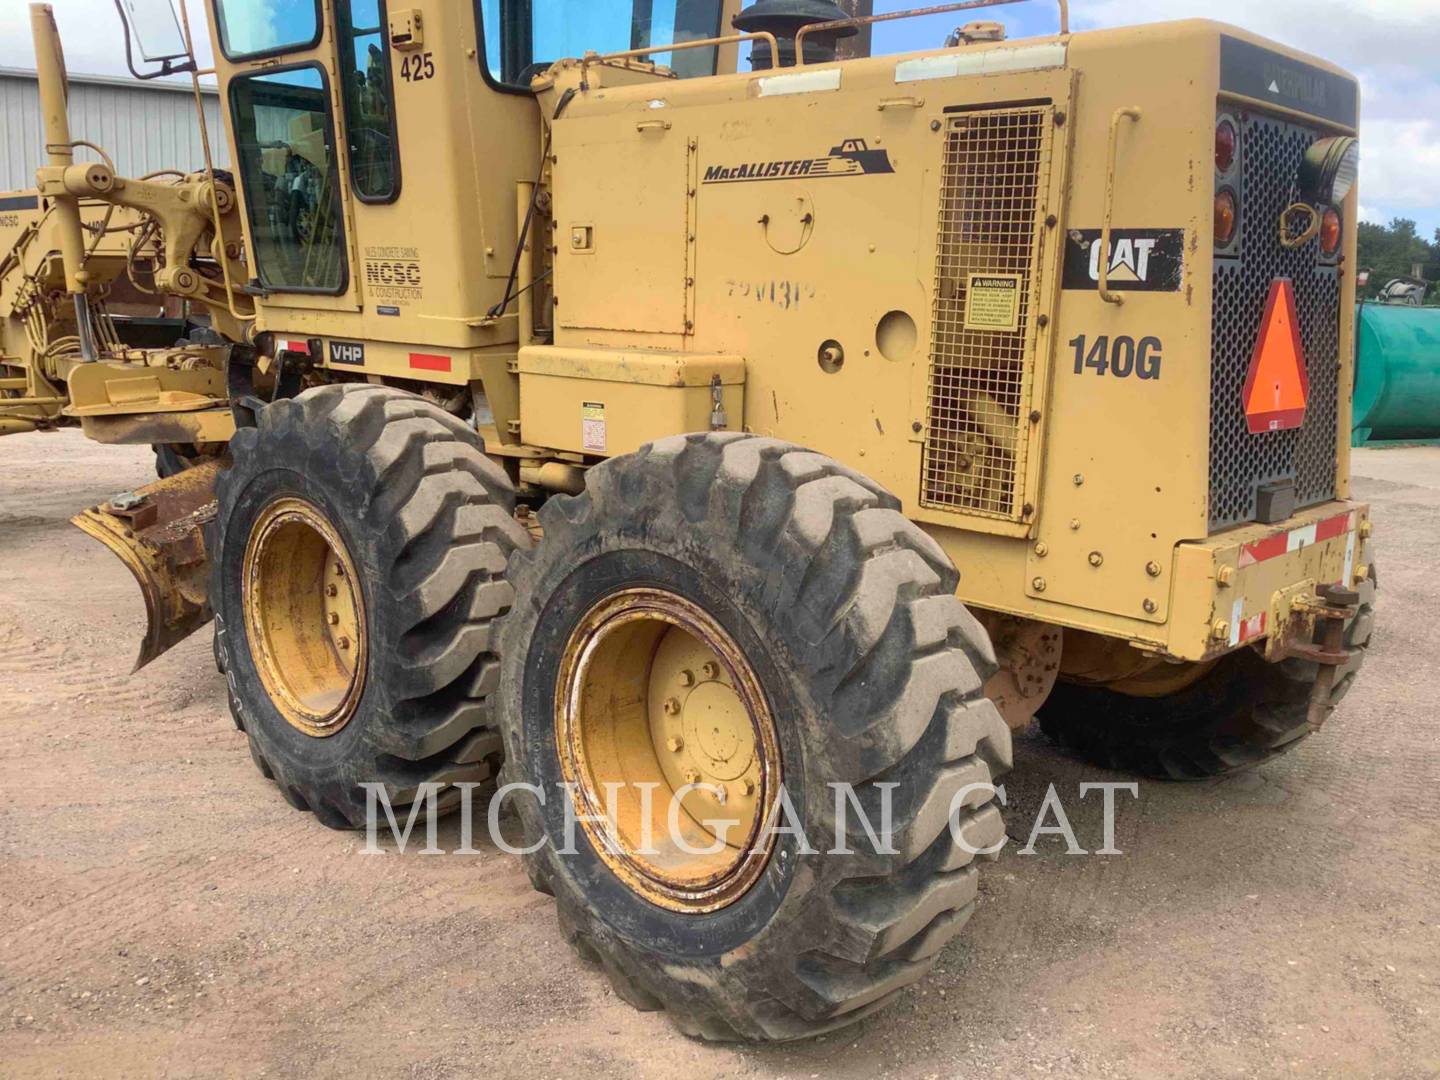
top-left (71, 460), bottom-right (223, 671)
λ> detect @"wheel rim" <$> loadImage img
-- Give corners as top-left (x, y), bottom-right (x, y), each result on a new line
top-left (556, 588), bottom-right (782, 913)
top-left (242, 497), bottom-right (366, 737)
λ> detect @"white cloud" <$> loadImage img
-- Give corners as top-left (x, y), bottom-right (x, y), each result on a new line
top-left (1073, 0), bottom-right (1440, 234)
top-left (1076, 0), bottom-right (1440, 75)
top-left (0, 2), bottom-right (214, 81)
top-left (1356, 119), bottom-right (1440, 217)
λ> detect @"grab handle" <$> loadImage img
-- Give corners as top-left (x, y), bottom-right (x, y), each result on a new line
top-left (1098, 106), bottom-right (1142, 306)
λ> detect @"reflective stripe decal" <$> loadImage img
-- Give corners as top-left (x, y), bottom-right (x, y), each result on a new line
top-left (757, 68), bottom-right (841, 97)
top-left (409, 352), bottom-right (451, 372)
top-left (1237, 610), bottom-right (1267, 644)
top-left (1238, 510), bottom-right (1354, 568)
top-left (895, 42), bottom-right (1066, 84)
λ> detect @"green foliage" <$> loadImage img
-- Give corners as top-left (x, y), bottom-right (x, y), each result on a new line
top-left (1355, 218), bottom-right (1438, 300)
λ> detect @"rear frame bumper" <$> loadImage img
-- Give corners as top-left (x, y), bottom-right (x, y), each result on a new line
top-left (1169, 499), bottom-right (1372, 662)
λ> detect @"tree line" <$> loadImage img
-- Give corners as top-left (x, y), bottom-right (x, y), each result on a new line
top-left (1356, 218), bottom-right (1438, 301)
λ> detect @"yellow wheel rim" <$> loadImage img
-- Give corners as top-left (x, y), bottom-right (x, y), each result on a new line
top-left (556, 588), bottom-right (782, 913)
top-left (242, 497), bottom-right (367, 737)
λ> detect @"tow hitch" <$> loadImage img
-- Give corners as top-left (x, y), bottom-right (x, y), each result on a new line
top-left (1285, 583), bottom-right (1362, 732)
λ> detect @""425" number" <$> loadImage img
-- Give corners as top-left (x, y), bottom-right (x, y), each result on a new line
top-left (400, 52), bottom-right (435, 82)
top-left (1069, 334), bottom-right (1163, 380)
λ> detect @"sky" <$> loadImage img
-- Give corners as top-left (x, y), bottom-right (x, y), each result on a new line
top-left (2, 0), bottom-right (1437, 235)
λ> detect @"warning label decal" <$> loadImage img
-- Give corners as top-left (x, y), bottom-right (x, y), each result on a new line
top-left (963, 273), bottom-right (1022, 332)
top-left (582, 401), bottom-right (607, 453)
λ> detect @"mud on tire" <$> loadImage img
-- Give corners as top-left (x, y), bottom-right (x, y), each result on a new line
top-left (211, 384), bottom-right (530, 829)
top-left (1039, 575), bottom-right (1376, 780)
top-left (495, 432), bottom-right (1011, 1041)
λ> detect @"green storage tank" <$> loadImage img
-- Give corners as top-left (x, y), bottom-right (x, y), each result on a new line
top-left (1353, 302), bottom-right (1440, 445)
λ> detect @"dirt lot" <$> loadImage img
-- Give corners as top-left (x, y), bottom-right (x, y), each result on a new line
top-left (1, 429), bottom-right (1437, 1078)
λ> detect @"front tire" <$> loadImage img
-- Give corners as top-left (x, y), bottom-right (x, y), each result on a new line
top-left (211, 384), bottom-right (530, 828)
top-left (496, 433), bottom-right (1010, 1041)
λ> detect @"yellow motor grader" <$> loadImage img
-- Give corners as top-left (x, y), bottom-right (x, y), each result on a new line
top-left (0, 0), bottom-right (1374, 1041)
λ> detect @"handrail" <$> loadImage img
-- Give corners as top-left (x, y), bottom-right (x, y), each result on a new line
top-left (1098, 106), bottom-right (1142, 306)
top-left (794, 0), bottom-right (1068, 64)
top-left (176, 0), bottom-right (250, 327)
top-left (583, 31), bottom-right (780, 77)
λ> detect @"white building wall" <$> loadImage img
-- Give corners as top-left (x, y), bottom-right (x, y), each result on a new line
top-left (0, 68), bottom-right (228, 192)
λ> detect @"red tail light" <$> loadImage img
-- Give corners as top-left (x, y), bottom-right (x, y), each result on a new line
top-left (1215, 119), bottom-right (1237, 174)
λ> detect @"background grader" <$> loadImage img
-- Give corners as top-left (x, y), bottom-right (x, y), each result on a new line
top-left (0, 0), bottom-right (1375, 1043)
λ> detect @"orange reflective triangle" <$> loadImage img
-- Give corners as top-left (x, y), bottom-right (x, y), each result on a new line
top-left (1243, 278), bottom-right (1309, 434)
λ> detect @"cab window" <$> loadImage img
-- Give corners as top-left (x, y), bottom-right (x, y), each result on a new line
top-left (479, 0), bottom-right (725, 86)
top-left (229, 66), bottom-right (347, 292)
top-left (213, 0), bottom-right (322, 60)
top-left (337, 0), bottom-right (400, 201)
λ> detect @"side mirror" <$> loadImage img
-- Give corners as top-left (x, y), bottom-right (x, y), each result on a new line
top-left (114, 0), bottom-right (195, 79)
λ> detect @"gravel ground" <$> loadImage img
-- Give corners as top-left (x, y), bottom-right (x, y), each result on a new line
top-left (1, 429), bottom-right (1437, 1078)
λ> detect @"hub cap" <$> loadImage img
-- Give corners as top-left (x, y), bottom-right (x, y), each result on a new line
top-left (242, 497), bottom-right (366, 737)
top-left (556, 588), bottom-right (781, 913)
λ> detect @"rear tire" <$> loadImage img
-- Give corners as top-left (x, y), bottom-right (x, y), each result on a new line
top-left (210, 384), bottom-right (529, 828)
top-left (496, 433), bottom-right (1011, 1041)
top-left (1039, 575), bottom-right (1375, 779)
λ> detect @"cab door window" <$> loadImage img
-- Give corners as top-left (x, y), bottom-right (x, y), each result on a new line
top-left (337, 0), bottom-right (400, 202)
top-left (213, 0), bottom-right (322, 60)
top-left (229, 66), bottom-right (347, 292)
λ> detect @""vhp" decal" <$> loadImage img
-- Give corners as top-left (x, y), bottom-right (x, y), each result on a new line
top-left (327, 340), bottom-right (366, 367)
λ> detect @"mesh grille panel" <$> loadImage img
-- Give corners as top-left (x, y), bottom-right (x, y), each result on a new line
top-left (1209, 111), bottom-right (1341, 529)
top-left (922, 106), bottom-right (1053, 518)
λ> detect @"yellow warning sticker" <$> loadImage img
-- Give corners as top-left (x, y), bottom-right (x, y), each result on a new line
top-left (963, 273), bottom-right (1022, 332)
top-left (582, 400), bottom-right (607, 452)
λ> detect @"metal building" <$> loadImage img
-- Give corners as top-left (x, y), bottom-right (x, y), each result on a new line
top-left (0, 66), bottom-right (228, 192)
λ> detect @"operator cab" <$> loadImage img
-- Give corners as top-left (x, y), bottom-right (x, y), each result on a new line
top-left (119, 0), bottom-right (733, 310)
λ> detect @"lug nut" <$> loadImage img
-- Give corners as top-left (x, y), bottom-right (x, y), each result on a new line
top-left (327, 612), bottom-right (340, 625)
top-left (326, 583), bottom-right (338, 597)
top-left (663, 697), bottom-right (681, 716)
top-left (666, 735), bottom-right (685, 752)
top-left (678, 668), bottom-right (696, 687)
top-left (683, 768), bottom-right (701, 785)
top-left (337, 636), bottom-right (351, 650)
top-left (701, 661), bottom-right (720, 680)
top-left (740, 778), bottom-right (756, 797)
top-left (334, 562), bottom-right (345, 576)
